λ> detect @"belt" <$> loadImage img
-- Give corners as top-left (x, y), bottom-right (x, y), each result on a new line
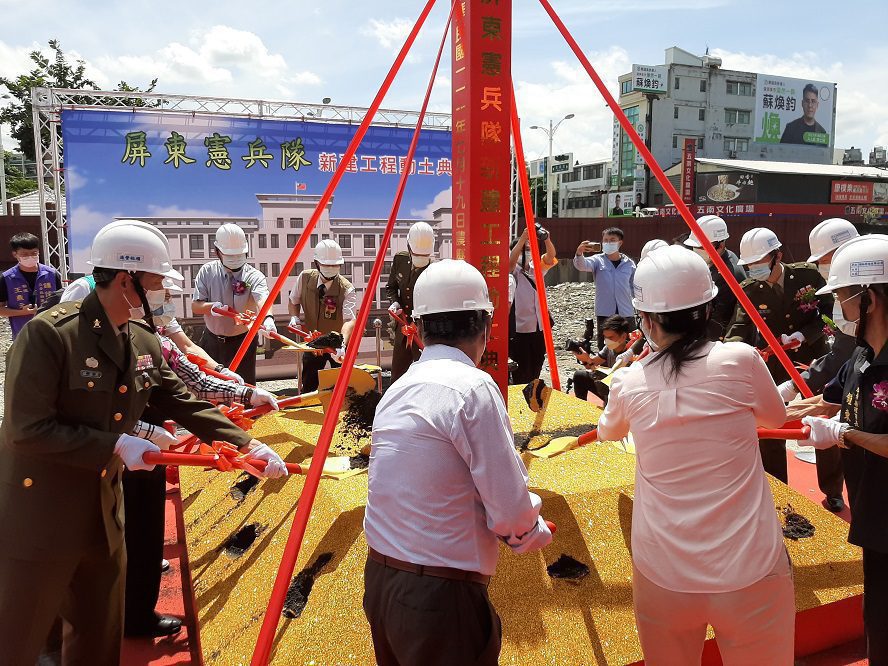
top-left (368, 547), bottom-right (491, 586)
top-left (210, 331), bottom-right (246, 343)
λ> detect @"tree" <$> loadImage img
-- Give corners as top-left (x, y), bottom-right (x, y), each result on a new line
top-left (3, 152), bottom-right (37, 198)
top-left (0, 39), bottom-right (159, 162)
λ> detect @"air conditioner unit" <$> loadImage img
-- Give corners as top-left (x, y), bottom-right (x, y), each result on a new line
top-left (728, 150), bottom-right (737, 159)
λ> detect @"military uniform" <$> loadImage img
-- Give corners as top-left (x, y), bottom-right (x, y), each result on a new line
top-left (0, 291), bottom-right (252, 665)
top-left (725, 262), bottom-right (836, 484)
top-left (385, 252), bottom-right (428, 382)
top-left (706, 250), bottom-right (748, 341)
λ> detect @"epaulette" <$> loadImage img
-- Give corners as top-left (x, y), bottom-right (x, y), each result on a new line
top-left (41, 301), bottom-right (82, 326)
top-left (788, 261), bottom-right (818, 271)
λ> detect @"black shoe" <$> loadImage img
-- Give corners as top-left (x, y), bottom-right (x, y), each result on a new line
top-left (125, 614), bottom-right (183, 638)
top-left (825, 496), bottom-right (846, 513)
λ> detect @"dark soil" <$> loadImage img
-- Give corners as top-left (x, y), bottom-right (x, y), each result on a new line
top-left (282, 552), bottom-right (334, 619)
top-left (230, 472), bottom-right (260, 502)
top-left (547, 554), bottom-right (590, 581)
top-left (335, 388), bottom-right (382, 454)
top-left (349, 453), bottom-right (370, 469)
top-left (221, 523), bottom-right (263, 558)
top-left (782, 504), bottom-right (815, 540)
top-left (308, 331), bottom-right (343, 350)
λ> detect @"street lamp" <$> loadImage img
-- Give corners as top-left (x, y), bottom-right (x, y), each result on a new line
top-left (530, 113), bottom-right (574, 219)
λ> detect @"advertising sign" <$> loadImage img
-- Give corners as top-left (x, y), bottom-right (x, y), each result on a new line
top-left (608, 192), bottom-right (632, 215)
top-left (696, 172), bottom-right (757, 205)
top-left (61, 110), bottom-right (452, 276)
top-left (681, 139), bottom-right (696, 204)
top-left (830, 180), bottom-right (888, 204)
top-left (755, 75), bottom-right (836, 148)
top-left (631, 65), bottom-right (667, 94)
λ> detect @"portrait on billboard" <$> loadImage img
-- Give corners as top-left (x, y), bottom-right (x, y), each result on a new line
top-left (780, 83), bottom-right (829, 145)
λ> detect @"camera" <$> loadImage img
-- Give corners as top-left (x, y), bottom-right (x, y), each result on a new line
top-left (535, 222), bottom-right (549, 246)
top-left (564, 318), bottom-right (597, 354)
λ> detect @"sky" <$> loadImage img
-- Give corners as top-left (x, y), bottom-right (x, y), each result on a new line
top-left (2, 0), bottom-right (887, 167)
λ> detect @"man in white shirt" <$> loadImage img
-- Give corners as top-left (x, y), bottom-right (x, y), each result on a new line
top-left (363, 259), bottom-right (552, 666)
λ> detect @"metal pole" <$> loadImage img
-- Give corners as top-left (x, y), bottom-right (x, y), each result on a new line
top-left (373, 318), bottom-right (383, 392)
top-left (0, 125), bottom-right (7, 215)
top-left (546, 118), bottom-right (553, 219)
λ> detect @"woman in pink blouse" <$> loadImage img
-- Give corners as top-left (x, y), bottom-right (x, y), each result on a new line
top-left (597, 245), bottom-right (794, 664)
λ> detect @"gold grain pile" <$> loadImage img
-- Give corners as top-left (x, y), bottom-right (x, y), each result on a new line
top-left (181, 387), bottom-right (862, 666)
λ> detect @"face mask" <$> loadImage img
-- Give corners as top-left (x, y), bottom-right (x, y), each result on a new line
top-left (638, 315), bottom-right (660, 351)
top-left (152, 301), bottom-right (176, 328)
top-left (602, 242), bottom-right (620, 255)
top-left (18, 255), bottom-right (38, 269)
top-left (221, 254), bottom-right (247, 271)
top-left (123, 281), bottom-right (146, 320)
top-left (818, 263), bottom-right (831, 281)
top-left (318, 265), bottom-right (340, 280)
top-left (604, 338), bottom-right (622, 350)
top-left (747, 264), bottom-right (772, 281)
top-left (837, 290), bottom-right (865, 338)
top-left (412, 255), bottom-right (431, 268)
top-left (145, 289), bottom-right (166, 309)
top-left (693, 247), bottom-right (712, 265)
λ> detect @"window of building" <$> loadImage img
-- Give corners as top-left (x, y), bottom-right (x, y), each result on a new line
top-left (727, 80), bottom-right (753, 96)
top-left (260, 262), bottom-right (268, 275)
top-left (724, 137), bottom-right (749, 152)
top-left (310, 234), bottom-right (318, 248)
top-left (322, 233), bottom-right (330, 240)
top-left (364, 261), bottom-right (375, 277)
top-left (272, 262), bottom-right (280, 277)
top-left (190, 264), bottom-right (202, 279)
top-left (339, 235), bottom-right (352, 248)
top-left (270, 235), bottom-right (279, 249)
top-left (619, 105), bottom-right (639, 185)
top-left (341, 263), bottom-right (353, 278)
top-left (672, 134), bottom-right (678, 149)
top-left (697, 137), bottom-right (704, 149)
top-left (383, 261), bottom-right (393, 275)
top-left (699, 108), bottom-right (706, 121)
top-left (620, 79), bottom-right (632, 95)
top-left (289, 217), bottom-right (302, 228)
top-left (286, 234), bottom-right (297, 248)
top-left (591, 163), bottom-right (603, 179)
top-left (188, 235), bottom-right (203, 257)
top-left (274, 293), bottom-right (282, 306)
top-left (673, 106), bottom-right (679, 119)
top-left (258, 234), bottom-right (267, 249)
top-left (674, 76), bottom-right (680, 89)
top-left (699, 79), bottom-right (707, 92)
top-left (582, 165), bottom-right (594, 180)
top-left (364, 234), bottom-right (376, 250)
top-left (724, 109), bottom-right (751, 124)
top-left (275, 217), bottom-right (284, 228)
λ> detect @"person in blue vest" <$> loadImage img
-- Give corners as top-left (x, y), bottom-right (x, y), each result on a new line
top-left (0, 232), bottom-right (60, 339)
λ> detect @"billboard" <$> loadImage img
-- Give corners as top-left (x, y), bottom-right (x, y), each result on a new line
top-left (830, 180), bottom-right (888, 204)
top-left (696, 172), bottom-right (757, 205)
top-left (60, 110), bottom-right (452, 274)
top-left (754, 75), bottom-right (836, 148)
top-left (631, 65), bottom-right (667, 94)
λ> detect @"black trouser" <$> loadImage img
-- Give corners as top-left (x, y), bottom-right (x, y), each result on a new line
top-left (759, 438), bottom-right (788, 484)
top-left (301, 351), bottom-right (341, 393)
top-left (199, 330), bottom-right (258, 385)
top-left (122, 466), bottom-right (167, 633)
top-left (814, 445), bottom-right (845, 500)
top-left (509, 331), bottom-right (546, 385)
top-left (391, 334), bottom-right (421, 383)
top-left (363, 557), bottom-right (501, 666)
top-left (863, 547), bottom-right (888, 665)
top-left (572, 368), bottom-right (610, 404)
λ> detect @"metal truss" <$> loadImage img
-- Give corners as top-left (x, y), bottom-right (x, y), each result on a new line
top-left (31, 87), bottom-right (452, 279)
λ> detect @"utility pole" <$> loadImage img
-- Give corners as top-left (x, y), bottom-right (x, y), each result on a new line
top-left (0, 125), bottom-right (7, 215)
top-left (531, 113), bottom-right (574, 220)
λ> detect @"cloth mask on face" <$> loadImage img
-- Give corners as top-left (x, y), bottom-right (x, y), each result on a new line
top-left (146, 289), bottom-right (166, 309)
top-left (124, 281), bottom-right (146, 320)
top-left (18, 255), bottom-right (38, 269)
top-left (818, 263), bottom-right (831, 281)
top-left (602, 242), bottom-right (620, 255)
top-left (152, 301), bottom-right (176, 328)
top-left (318, 265), bottom-right (340, 280)
top-left (412, 255), bottom-right (431, 268)
top-left (604, 338), bottom-right (622, 350)
top-left (747, 264), bottom-right (772, 281)
top-left (837, 290), bottom-right (865, 337)
top-left (222, 254), bottom-right (247, 271)
top-left (639, 316), bottom-right (659, 351)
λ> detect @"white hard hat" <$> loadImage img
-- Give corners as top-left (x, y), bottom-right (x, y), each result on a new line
top-left (816, 234), bottom-right (888, 295)
top-left (413, 259), bottom-right (494, 316)
top-left (214, 223), bottom-right (249, 255)
top-left (640, 239), bottom-right (668, 261)
top-left (314, 239), bottom-right (344, 265)
top-left (408, 222), bottom-right (435, 255)
top-left (162, 277), bottom-right (183, 293)
top-left (632, 245), bottom-right (718, 313)
top-left (808, 218), bottom-right (859, 262)
top-left (738, 227), bottom-right (782, 265)
top-left (88, 223), bottom-right (181, 278)
top-left (105, 219), bottom-right (171, 250)
top-left (684, 215), bottom-right (729, 248)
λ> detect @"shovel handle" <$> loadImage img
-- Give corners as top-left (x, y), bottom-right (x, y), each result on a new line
top-left (143, 451), bottom-right (305, 475)
top-left (577, 429), bottom-right (599, 447)
top-left (545, 520), bottom-right (557, 534)
top-left (243, 394), bottom-right (308, 419)
top-left (757, 426), bottom-right (810, 440)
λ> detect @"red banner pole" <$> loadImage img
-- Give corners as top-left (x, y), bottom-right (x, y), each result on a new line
top-left (248, 5), bottom-right (451, 664)
top-left (538, 0), bottom-right (813, 398)
top-left (509, 87), bottom-right (561, 390)
top-left (228, 0), bottom-right (439, 374)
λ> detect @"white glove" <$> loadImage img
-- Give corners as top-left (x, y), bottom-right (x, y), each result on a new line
top-left (146, 426), bottom-right (178, 450)
top-left (777, 380), bottom-right (800, 403)
top-left (258, 316), bottom-right (276, 345)
top-left (247, 443), bottom-right (289, 478)
top-left (505, 515), bottom-right (553, 554)
top-left (249, 387), bottom-right (279, 411)
top-left (801, 415), bottom-right (849, 450)
top-left (217, 366), bottom-right (245, 385)
top-left (209, 302), bottom-right (229, 317)
top-left (781, 332), bottom-right (805, 347)
top-left (388, 302), bottom-right (401, 314)
top-left (614, 349), bottom-right (634, 369)
top-left (114, 434), bottom-right (161, 472)
top-left (289, 315), bottom-right (305, 330)
top-left (332, 346), bottom-right (346, 364)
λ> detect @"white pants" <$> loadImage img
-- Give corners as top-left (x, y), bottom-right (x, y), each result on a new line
top-left (633, 551), bottom-right (795, 665)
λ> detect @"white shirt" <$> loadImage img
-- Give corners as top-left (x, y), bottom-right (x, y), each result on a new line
top-left (193, 261), bottom-right (269, 336)
top-left (511, 261), bottom-right (554, 333)
top-left (288, 270), bottom-right (357, 322)
top-left (598, 341), bottom-right (787, 593)
top-left (364, 344), bottom-right (551, 575)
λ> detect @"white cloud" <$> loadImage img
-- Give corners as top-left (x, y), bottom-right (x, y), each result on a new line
top-left (145, 204), bottom-right (230, 218)
top-left (65, 166), bottom-right (88, 191)
top-left (362, 18), bottom-right (413, 51)
top-left (410, 186), bottom-right (451, 218)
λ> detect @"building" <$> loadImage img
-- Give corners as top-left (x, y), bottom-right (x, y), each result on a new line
top-left (870, 146), bottom-right (887, 166)
top-left (613, 47), bottom-right (839, 207)
top-left (557, 159), bottom-right (610, 218)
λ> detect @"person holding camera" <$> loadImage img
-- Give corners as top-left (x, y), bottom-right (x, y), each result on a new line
top-left (574, 227), bottom-right (637, 351)
top-left (570, 315), bottom-right (641, 405)
top-left (508, 224), bottom-right (557, 384)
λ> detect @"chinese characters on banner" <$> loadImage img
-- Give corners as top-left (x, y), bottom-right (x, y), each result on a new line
top-left (681, 139), bottom-right (696, 204)
top-left (630, 64), bottom-right (667, 94)
top-left (830, 180), bottom-right (888, 205)
top-left (452, 0), bottom-right (511, 395)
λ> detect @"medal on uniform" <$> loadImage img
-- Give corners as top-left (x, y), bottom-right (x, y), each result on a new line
top-left (93, 319), bottom-right (102, 329)
top-left (85, 357), bottom-right (99, 368)
top-left (135, 354), bottom-right (155, 371)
